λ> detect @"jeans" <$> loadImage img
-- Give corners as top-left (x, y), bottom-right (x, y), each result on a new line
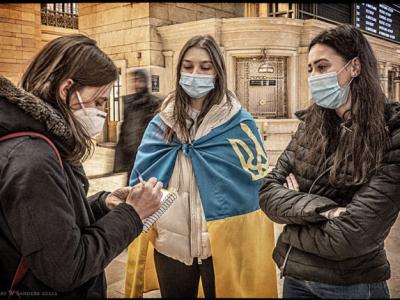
top-left (154, 249), bottom-right (216, 298)
top-left (283, 276), bottom-right (390, 299)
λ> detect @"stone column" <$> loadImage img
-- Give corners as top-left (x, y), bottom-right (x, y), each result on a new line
top-left (297, 46), bottom-right (310, 110)
top-left (394, 70), bottom-right (400, 102)
top-left (259, 3), bottom-right (268, 17)
top-left (380, 62), bottom-right (390, 98)
top-left (287, 52), bottom-right (298, 117)
top-left (162, 50), bottom-right (174, 94)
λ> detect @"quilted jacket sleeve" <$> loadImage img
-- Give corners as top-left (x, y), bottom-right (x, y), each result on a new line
top-left (279, 130), bottom-right (400, 260)
top-left (259, 123), bottom-right (338, 224)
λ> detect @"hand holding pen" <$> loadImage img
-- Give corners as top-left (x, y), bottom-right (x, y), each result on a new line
top-left (135, 170), bottom-right (146, 185)
top-left (124, 170), bottom-right (163, 220)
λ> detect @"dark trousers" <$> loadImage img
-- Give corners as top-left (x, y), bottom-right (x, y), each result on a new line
top-left (283, 276), bottom-right (390, 299)
top-left (154, 249), bottom-right (216, 298)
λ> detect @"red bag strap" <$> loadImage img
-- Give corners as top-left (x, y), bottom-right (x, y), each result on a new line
top-left (0, 131), bottom-right (63, 169)
top-left (0, 132), bottom-right (63, 296)
top-left (9, 257), bottom-right (29, 297)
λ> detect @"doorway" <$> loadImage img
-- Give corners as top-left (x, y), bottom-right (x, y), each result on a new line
top-left (235, 56), bottom-right (288, 118)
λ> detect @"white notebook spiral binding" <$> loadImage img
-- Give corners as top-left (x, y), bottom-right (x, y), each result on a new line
top-left (142, 189), bottom-right (177, 232)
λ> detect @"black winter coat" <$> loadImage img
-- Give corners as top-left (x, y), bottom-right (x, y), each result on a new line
top-left (260, 102), bottom-right (400, 285)
top-left (113, 91), bottom-right (159, 174)
top-left (0, 76), bottom-right (143, 298)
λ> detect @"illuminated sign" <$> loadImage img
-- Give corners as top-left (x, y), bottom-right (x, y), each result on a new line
top-left (297, 3), bottom-right (400, 44)
top-left (355, 3), bottom-right (400, 43)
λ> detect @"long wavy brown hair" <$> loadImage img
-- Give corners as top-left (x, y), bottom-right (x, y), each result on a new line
top-left (20, 34), bottom-right (118, 164)
top-left (163, 35), bottom-right (233, 143)
top-left (299, 24), bottom-right (388, 186)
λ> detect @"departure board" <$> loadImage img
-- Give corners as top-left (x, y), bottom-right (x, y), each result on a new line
top-left (355, 3), bottom-right (400, 43)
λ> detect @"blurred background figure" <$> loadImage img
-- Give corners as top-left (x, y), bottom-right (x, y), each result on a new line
top-left (113, 69), bottom-right (160, 183)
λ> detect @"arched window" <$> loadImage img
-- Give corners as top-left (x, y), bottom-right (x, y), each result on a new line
top-left (41, 3), bottom-right (78, 29)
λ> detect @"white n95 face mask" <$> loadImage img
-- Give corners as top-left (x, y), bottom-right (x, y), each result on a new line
top-left (73, 91), bottom-right (107, 137)
top-left (179, 72), bottom-right (215, 99)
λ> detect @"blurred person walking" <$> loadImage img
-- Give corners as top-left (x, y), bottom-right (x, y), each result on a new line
top-left (113, 69), bottom-right (160, 184)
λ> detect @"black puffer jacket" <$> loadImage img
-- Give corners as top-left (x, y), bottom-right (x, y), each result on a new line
top-left (0, 76), bottom-right (143, 298)
top-left (260, 102), bottom-right (400, 285)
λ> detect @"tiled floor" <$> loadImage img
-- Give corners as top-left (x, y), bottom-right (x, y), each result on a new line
top-left (105, 250), bottom-right (128, 298)
top-left (86, 146), bottom-right (400, 298)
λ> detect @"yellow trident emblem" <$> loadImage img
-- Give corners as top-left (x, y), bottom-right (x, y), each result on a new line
top-left (228, 123), bottom-right (269, 181)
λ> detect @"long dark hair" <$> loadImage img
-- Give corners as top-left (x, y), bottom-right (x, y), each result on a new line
top-left (164, 34), bottom-right (232, 143)
top-left (20, 34), bottom-right (118, 164)
top-left (299, 24), bottom-right (388, 186)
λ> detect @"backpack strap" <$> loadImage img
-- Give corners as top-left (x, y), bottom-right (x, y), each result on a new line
top-left (0, 131), bottom-right (63, 296)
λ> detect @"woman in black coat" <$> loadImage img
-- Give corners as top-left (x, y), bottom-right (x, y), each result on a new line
top-left (0, 34), bottom-right (162, 298)
top-left (260, 24), bottom-right (400, 299)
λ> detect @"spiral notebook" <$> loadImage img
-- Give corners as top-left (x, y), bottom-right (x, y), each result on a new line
top-left (142, 188), bottom-right (177, 232)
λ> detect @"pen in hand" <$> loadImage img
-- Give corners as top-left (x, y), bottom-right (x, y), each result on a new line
top-left (134, 170), bottom-right (165, 201)
top-left (134, 170), bottom-right (145, 184)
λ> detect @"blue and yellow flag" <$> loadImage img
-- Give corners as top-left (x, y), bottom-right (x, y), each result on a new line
top-left (125, 109), bottom-right (277, 298)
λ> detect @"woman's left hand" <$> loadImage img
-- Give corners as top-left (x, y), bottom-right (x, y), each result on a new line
top-left (283, 173), bottom-right (299, 192)
top-left (321, 207), bottom-right (347, 219)
top-left (105, 186), bottom-right (132, 209)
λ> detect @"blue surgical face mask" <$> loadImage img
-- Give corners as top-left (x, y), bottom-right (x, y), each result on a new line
top-left (308, 60), bottom-right (354, 109)
top-left (179, 72), bottom-right (215, 99)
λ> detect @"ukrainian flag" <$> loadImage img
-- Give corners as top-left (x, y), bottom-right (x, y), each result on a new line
top-left (125, 109), bottom-right (277, 298)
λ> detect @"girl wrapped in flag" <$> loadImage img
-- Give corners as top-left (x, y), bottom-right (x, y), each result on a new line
top-left (124, 34), bottom-right (277, 298)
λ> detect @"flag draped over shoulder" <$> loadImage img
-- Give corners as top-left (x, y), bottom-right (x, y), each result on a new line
top-left (129, 109), bottom-right (268, 220)
top-left (125, 109), bottom-right (277, 298)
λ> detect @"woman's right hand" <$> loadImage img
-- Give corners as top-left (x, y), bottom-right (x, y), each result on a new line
top-left (283, 173), bottom-right (300, 191)
top-left (126, 177), bottom-right (163, 220)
